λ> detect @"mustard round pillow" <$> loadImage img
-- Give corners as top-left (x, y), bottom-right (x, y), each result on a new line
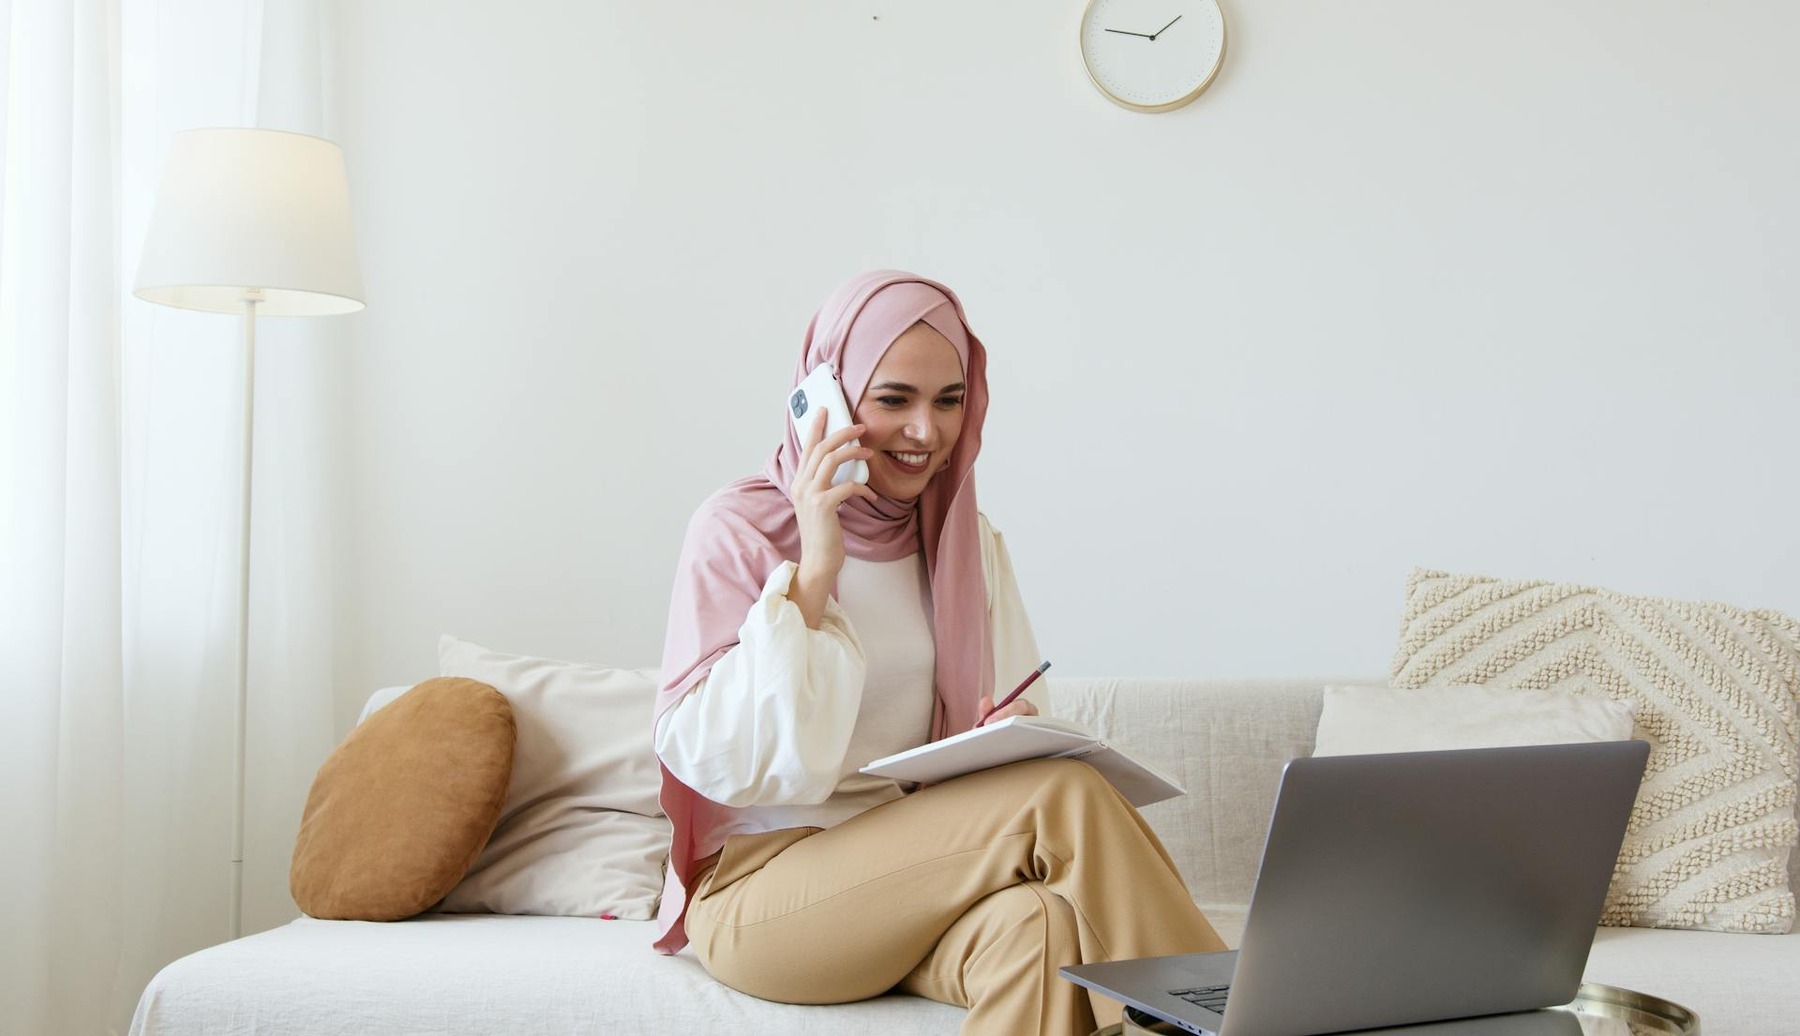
top-left (291, 677), bottom-right (515, 921)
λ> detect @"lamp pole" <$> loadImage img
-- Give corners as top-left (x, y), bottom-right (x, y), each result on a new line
top-left (229, 293), bottom-right (261, 939)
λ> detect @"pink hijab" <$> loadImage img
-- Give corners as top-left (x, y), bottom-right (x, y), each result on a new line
top-left (652, 270), bottom-right (993, 953)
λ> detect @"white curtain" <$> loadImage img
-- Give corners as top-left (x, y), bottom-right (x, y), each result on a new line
top-left (1, 1), bottom-right (343, 1032)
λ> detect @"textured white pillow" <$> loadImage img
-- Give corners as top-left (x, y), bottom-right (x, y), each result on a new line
top-left (435, 635), bottom-right (669, 919)
top-left (1313, 684), bottom-right (1638, 758)
top-left (1392, 569), bottom-right (1800, 934)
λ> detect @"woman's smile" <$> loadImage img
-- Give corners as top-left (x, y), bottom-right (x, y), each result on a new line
top-left (881, 450), bottom-right (931, 474)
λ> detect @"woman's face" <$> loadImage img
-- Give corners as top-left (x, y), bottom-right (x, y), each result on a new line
top-left (853, 322), bottom-right (966, 502)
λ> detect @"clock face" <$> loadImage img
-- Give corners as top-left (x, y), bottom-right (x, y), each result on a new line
top-left (1080, 0), bottom-right (1227, 113)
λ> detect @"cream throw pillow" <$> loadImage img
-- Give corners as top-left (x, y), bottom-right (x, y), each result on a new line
top-left (436, 635), bottom-right (669, 919)
top-left (1391, 569), bottom-right (1800, 933)
top-left (1313, 684), bottom-right (1637, 758)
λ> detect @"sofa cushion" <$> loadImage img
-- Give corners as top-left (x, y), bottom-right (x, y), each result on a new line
top-left (130, 916), bottom-right (965, 1036)
top-left (1391, 568), bottom-right (1800, 933)
top-left (291, 677), bottom-right (514, 921)
top-left (1049, 677), bottom-right (1335, 915)
top-left (1584, 926), bottom-right (1800, 1034)
top-left (1312, 683), bottom-right (1636, 756)
top-left (435, 636), bottom-right (670, 920)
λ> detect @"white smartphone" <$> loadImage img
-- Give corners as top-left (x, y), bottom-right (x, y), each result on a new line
top-left (788, 362), bottom-right (869, 486)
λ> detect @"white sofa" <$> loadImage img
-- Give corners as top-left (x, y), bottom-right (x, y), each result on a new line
top-left (132, 677), bottom-right (1800, 1035)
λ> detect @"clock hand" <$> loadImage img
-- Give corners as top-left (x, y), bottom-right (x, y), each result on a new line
top-left (1150, 15), bottom-right (1182, 40)
top-left (1104, 27), bottom-right (1157, 39)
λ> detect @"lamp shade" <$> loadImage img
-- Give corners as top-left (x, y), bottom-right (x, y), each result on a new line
top-left (135, 128), bottom-right (364, 316)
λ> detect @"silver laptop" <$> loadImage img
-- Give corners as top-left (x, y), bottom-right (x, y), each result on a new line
top-left (1061, 740), bottom-right (1649, 1036)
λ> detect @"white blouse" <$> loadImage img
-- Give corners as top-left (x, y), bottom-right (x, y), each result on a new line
top-left (655, 514), bottom-right (1042, 854)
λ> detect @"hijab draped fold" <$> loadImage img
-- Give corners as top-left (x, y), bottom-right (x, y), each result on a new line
top-left (652, 270), bottom-right (993, 953)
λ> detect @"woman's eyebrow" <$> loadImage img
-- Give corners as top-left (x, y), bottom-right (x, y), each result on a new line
top-left (869, 380), bottom-right (968, 394)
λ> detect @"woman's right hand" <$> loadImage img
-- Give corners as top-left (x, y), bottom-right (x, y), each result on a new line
top-left (789, 409), bottom-right (875, 627)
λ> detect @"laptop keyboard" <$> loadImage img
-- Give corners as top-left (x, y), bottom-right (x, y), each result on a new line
top-left (1168, 984), bottom-right (1230, 1014)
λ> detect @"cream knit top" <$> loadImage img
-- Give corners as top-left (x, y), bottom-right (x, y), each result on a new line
top-left (654, 514), bottom-right (1041, 858)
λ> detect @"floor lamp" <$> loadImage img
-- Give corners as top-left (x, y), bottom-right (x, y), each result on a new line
top-left (134, 127), bottom-right (364, 940)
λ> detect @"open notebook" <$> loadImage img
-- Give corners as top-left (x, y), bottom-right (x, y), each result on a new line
top-left (860, 715), bottom-right (1184, 807)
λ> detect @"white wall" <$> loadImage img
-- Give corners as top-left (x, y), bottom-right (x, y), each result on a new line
top-left (328, 0), bottom-right (1800, 729)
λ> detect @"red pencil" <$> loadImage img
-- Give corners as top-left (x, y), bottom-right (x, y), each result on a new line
top-left (977, 661), bottom-right (1052, 726)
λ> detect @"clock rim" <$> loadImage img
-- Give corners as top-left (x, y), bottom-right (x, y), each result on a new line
top-left (1078, 0), bottom-right (1229, 114)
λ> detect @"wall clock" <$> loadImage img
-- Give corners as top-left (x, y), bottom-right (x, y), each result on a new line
top-left (1080, 0), bottom-right (1227, 113)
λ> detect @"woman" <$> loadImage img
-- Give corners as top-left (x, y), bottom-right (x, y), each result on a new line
top-left (654, 270), bottom-right (1223, 1035)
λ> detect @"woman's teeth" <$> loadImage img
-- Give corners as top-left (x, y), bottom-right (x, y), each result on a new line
top-left (889, 451), bottom-right (929, 466)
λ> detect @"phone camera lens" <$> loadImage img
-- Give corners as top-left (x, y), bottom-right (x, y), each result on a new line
top-left (791, 390), bottom-right (808, 419)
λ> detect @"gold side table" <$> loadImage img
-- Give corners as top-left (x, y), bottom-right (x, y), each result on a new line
top-left (1100, 982), bottom-right (1698, 1035)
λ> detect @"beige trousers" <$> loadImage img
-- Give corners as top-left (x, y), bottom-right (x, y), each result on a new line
top-left (684, 758), bottom-right (1227, 1036)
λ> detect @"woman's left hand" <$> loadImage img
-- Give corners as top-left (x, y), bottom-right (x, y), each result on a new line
top-left (976, 694), bottom-right (1038, 726)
